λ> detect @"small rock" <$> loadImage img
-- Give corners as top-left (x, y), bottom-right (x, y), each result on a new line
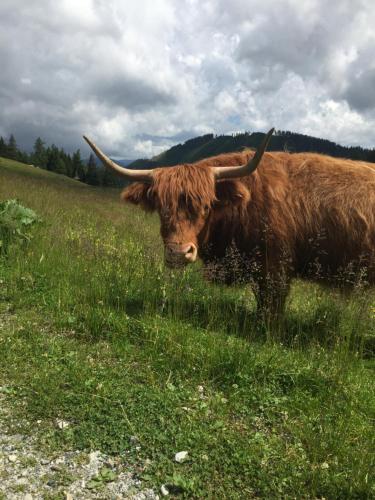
top-left (160, 484), bottom-right (169, 496)
top-left (56, 419), bottom-right (70, 430)
top-left (174, 451), bottom-right (188, 463)
top-left (8, 454), bottom-right (17, 462)
top-left (40, 458), bottom-right (49, 465)
top-left (24, 495), bottom-right (33, 500)
top-left (65, 494), bottom-right (73, 500)
top-left (197, 385), bottom-right (204, 393)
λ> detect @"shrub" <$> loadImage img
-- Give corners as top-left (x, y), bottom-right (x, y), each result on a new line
top-left (0, 199), bottom-right (40, 254)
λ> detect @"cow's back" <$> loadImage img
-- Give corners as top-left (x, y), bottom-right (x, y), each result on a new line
top-left (195, 149), bottom-right (375, 284)
top-left (275, 153), bottom-right (375, 283)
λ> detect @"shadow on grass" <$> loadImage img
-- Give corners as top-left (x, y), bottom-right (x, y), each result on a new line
top-left (98, 285), bottom-right (374, 357)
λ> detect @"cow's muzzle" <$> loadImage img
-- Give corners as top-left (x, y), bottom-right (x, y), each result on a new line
top-left (165, 242), bottom-right (198, 268)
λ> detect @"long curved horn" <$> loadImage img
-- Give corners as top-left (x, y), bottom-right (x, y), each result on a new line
top-left (83, 136), bottom-right (153, 183)
top-left (213, 128), bottom-right (274, 180)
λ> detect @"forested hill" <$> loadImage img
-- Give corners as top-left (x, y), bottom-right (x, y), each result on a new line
top-left (1, 129), bottom-right (374, 188)
top-left (128, 130), bottom-right (375, 169)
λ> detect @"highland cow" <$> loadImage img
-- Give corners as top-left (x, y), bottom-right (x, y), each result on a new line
top-left (84, 130), bottom-right (375, 321)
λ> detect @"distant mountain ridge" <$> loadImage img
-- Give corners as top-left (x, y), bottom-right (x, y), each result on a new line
top-left (127, 130), bottom-right (375, 170)
top-left (83, 158), bottom-right (135, 168)
top-left (116, 159), bottom-right (135, 167)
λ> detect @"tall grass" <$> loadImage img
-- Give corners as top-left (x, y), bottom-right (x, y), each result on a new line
top-left (0, 158), bottom-right (374, 498)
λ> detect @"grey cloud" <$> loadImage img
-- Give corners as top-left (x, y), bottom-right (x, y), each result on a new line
top-left (233, 1), bottom-right (354, 82)
top-left (344, 68), bottom-right (375, 112)
top-left (89, 74), bottom-right (176, 111)
top-left (0, 0), bottom-right (375, 157)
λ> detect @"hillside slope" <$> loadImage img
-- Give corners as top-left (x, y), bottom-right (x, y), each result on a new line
top-left (0, 156), bottom-right (87, 185)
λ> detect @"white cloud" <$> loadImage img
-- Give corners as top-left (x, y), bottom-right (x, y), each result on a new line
top-left (0, 0), bottom-right (375, 157)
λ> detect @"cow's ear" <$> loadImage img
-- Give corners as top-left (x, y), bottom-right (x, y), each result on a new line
top-left (121, 183), bottom-right (156, 212)
top-left (215, 180), bottom-right (251, 207)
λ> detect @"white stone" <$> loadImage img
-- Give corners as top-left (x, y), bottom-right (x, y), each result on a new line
top-left (174, 451), bottom-right (188, 463)
top-left (160, 484), bottom-right (169, 496)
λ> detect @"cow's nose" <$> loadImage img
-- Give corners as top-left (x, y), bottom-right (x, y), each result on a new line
top-left (183, 243), bottom-right (197, 262)
top-left (165, 242), bottom-right (198, 265)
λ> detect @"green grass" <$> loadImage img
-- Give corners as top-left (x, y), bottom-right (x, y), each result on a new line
top-left (0, 157), bottom-right (374, 498)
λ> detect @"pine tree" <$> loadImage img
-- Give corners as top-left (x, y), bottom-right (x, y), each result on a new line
top-left (64, 154), bottom-right (74, 177)
top-left (54, 157), bottom-right (68, 175)
top-left (17, 151), bottom-right (30, 164)
top-left (101, 166), bottom-right (119, 187)
top-left (100, 168), bottom-right (127, 187)
top-left (0, 137), bottom-right (7, 157)
top-left (46, 145), bottom-right (60, 172)
top-left (85, 154), bottom-right (100, 185)
top-left (7, 134), bottom-right (18, 160)
top-left (367, 149), bottom-right (375, 163)
top-left (59, 149), bottom-right (73, 176)
top-left (32, 137), bottom-right (47, 168)
top-left (72, 149), bottom-right (85, 181)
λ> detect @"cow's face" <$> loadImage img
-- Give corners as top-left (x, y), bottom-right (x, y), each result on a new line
top-left (122, 165), bottom-right (251, 268)
top-left (158, 198), bottom-right (211, 268)
top-left (123, 164), bottom-right (216, 268)
top-left (83, 129), bottom-right (272, 268)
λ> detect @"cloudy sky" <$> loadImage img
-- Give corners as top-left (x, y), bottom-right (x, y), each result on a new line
top-left (1, 0), bottom-right (375, 158)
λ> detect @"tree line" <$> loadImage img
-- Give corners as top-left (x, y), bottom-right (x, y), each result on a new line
top-left (0, 134), bottom-right (122, 187)
top-left (2, 131), bottom-right (375, 187)
top-left (149, 129), bottom-right (375, 167)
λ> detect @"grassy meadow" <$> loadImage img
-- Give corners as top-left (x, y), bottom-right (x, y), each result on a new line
top-left (0, 157), bottom-right (374, 498)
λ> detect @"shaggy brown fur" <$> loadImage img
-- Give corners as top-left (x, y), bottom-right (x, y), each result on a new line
top-left (123, 150), bottom-right (375, 319)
